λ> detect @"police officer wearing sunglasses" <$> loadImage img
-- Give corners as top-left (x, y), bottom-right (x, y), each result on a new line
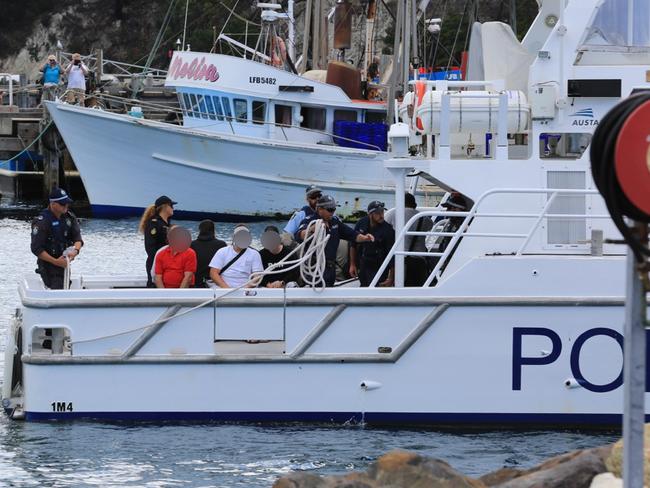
top-left (30, 188), bottom-right (83, 289)
top-left (296, 194), bottom-right (374, 286)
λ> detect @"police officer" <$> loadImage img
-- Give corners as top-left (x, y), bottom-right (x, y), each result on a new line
top-left (30, 188), bottom-right (83, 289)
top-left (296, 194), bottom-right (374, 286)
top-left (139, 195), bottom-right (176, 287)
top-left (349, 201), bottom-right (395, 287)
top-left (284, 184), bottom-right (322, 235)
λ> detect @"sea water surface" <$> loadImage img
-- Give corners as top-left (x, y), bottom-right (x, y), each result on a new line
top-left (0, 214), bottom-right (619, 487)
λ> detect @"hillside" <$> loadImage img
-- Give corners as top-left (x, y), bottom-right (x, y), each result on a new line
top-left (0, 0), bottom-right (538, 79)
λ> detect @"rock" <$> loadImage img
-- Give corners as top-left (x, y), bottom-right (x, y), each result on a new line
top-left (367, 450), bottom-right (486, 488)
top-left (589, 473), bottom-right (623, 488)
top-left (605, 423), bottom-right (650, 487)
top-left (484, 446), bottom-right (611, 488)
top-left (274, 450), bottom-right (486, 488)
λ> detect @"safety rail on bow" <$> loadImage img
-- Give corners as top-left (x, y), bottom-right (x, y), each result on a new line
top-left (370, 188), bottom-right (616, 288)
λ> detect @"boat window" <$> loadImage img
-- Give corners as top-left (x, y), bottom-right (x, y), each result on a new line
top-left (546, 171), bottom-right (586, 246)
top-left (198, 95), bottom-right (208, 119)
top-left (234, 99), bottom-right (248, 123)
top-left (275, 104), bottom-right (292, 126)
top-left (365, 110), bottom-right (386, 123)
top-left (252, 101), bottom-right (266, 125)
top-left (178, 93), bottom-right (186, 111)
top-left (333, 109), bottom-right (357, 122)
top-left (582, 0), bottom-right (650, 48)
top-left (204, 96), bottom-right (217, 120)
top-left (213, 96), bottom-right (224, 121)
top-left (183, 93), bottom-right (193, 117)
top-left (222, 97), bottom-right (233, 120)
top-left (189, 94), bottom-right (199, 117)
top-left (300, 106), bottom-right (326, 131)
top-left (539, 133), bottom-right (592, 160)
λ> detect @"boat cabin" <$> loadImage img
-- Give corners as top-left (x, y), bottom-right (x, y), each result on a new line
top-left (166, 52), bottom-right (388, 150)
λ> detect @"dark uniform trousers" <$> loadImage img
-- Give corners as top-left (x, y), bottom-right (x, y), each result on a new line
top-left (31, 209), bottom-right (82, 290)
top-left (144, 215), bottom-right (170, 287)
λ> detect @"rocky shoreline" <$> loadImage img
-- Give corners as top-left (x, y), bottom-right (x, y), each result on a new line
top-left (273, 427), bottom-right (650, 488)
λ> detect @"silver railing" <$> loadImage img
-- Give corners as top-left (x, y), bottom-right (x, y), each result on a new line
top-left (370, 188), bottom-right (617, 288)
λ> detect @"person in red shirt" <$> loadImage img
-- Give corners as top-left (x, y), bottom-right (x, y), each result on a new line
top-left (154, 226), bottom-right (197, 288)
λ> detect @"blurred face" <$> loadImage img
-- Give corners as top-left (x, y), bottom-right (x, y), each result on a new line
top-left (233, 227), bottom-right (252, 249)
top-left (168, 227), bottom-right (191, 253)
top-left (261, 230), bottom-right (282, 252)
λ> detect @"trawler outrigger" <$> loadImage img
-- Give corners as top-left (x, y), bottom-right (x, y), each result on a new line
top-left (4, 0), bottom-right (650, 423)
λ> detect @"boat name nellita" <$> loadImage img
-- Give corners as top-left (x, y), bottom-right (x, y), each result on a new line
top-left (169, 56), bottom-right (220, 83)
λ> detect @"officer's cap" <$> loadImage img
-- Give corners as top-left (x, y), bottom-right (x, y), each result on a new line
top-left (49, 188), bottom-right (73, 205)
top-left (305, 185), bottom-right (322, 198)
top-left (367, 200), bottom-right (386, 214)
top-left (155, 195), bottom-right (177, 207)
top-left (316, 194), bottom-right (337, 210)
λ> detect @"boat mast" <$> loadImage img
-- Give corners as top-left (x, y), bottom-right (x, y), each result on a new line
top-left (509, 0), bottom-right (517, 37)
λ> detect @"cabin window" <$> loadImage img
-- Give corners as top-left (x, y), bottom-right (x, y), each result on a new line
top-left (204, 96), bottom-right (217, 120)
top-left (333, 110), bottom-right (357, 122)
top-left (275, 105), bottom-right (292, 126)
top-left (300, 106), bottom-right (326, 131)
top-left (184, 94), bottom-right (194, 117)
top-left (539, 133), bottom-right (592, 160)
top-left (222, 97), bottom-right (233, 120)
top-left (213, 96), bottom-right (224, 121)
top-left (365, 111), bottom-right (386, 123)
top-left (198, 95), bottom-right (208, 119)
top-left (178, 94), bottom-right (186, 111)
top-left (546, 171), bottom-right (587, 246)
top-left (252, 101), bottom-right (266, 125)
top-left (234, 99), bottom-right (248, 123)
top-left (189, 94), bottom-right (199, 118)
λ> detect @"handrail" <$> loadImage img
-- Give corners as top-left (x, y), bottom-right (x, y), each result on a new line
top-left (0, 73), bottom-right (15, 106)
top-left (369, 188), bottom-right (617, 288)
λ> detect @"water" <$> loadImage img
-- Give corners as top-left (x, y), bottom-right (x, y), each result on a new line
top-left (0, 215), bottom-right (619, 487)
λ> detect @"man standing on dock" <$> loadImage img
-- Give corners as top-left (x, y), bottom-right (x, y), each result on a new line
top-left (30, 188), bottom-right (83, 289)
top-left (64, 53), bottom-right (88, 105)
top-left (40, 55), bottom-right (62, 102)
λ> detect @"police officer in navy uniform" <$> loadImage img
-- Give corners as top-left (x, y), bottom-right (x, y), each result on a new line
top-left (139, 195), bottom-right (176, 287)
top-left (296, 194), bottom-right (374, 286)
top-left (349, 201), bottom-right (395, 287)
top-left (30, 188), bottom-right (83, 289)
top-left (284, 184), bottom-right (322, 236)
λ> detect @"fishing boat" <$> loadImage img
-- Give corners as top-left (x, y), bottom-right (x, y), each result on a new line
top-left (4, 0), bottom-right (650, 424)
top-left (44, 1), bottom-right (408, 220)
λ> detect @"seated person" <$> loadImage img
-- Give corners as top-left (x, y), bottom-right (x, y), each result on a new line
top-left (191, 219), bottom-right (226, 288)
top-left (154, 226), bottom-right (197, 288)
top-left (259, 226), bottom-right (300, 288)
top-left (209, 225), bottom-right (263, 288)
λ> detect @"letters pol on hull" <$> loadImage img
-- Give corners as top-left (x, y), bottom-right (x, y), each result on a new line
top-left (511, 327), bottom-right (650, 393)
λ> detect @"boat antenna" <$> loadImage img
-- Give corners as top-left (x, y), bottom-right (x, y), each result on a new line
top-left (132, 0), bottom-right (178, 98)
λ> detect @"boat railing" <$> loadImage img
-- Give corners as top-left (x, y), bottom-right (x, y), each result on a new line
top-left (370, 188), bottom-right (614, 288)
top-left (0, 73), bottom-right (16, 106)
top-left (83, 91), bottom-right (384, 151)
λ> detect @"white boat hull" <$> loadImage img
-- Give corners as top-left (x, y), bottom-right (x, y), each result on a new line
top-left (46, 102), bottom-right (397, 220)
top-left (8, 256), bottom-right (649, 425)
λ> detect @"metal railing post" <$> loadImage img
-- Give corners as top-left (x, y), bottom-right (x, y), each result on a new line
top-left (623, 246), bottom-right (646, 488)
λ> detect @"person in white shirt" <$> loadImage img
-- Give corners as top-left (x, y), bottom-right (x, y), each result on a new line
top-left (64, 53), bottom-right (88, 105)
top-left (209, 225), bottom-right (263, 288)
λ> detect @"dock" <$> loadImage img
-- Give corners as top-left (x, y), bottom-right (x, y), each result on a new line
top-left (0, 50), bottom-right (179, 210)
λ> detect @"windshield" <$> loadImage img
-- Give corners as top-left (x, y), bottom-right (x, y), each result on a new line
top-left (582, 0), bottom-right (650, 48)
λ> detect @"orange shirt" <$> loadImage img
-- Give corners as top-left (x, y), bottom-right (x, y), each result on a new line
top-left (154, 247), bottom-right (197, 288)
